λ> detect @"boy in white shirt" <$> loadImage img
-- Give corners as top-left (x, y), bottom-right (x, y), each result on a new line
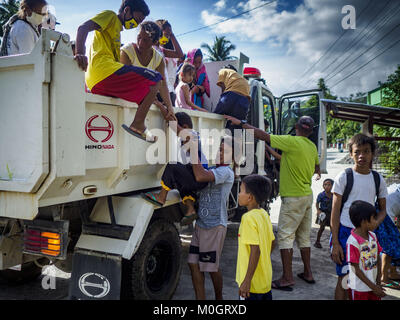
top-left (330, 133), bottom-right (388, 300)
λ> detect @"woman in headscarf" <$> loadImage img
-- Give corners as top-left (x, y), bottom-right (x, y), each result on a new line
top-left (186, 48), bottom-right (210, 109)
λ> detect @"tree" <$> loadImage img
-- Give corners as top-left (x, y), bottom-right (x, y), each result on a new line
top-left (200, 36), bottom-right (237, 62)
top-left (0, 0), bottom-right (20, 38)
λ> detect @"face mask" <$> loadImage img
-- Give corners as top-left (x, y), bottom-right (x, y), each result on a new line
top-left (124, 17), bottom-right (138, 30)
top-left (159, 36), bottom-right (169, 45)
top-left (26, 12), bottom-right (44, 26)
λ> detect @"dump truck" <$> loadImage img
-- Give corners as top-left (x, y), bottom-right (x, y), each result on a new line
top-left (0, 29), bottom-right (327, 300)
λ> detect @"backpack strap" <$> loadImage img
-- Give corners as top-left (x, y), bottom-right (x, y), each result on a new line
top-left (371, 170), bottom-right (381, 210)
top-left (340, 168), bottom-right (354, 214)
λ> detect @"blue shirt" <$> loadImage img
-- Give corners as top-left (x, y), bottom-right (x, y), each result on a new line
top-left (316, 191), bottom-right (332, 213)
top-left (196, 166), bottom-right (234, 229)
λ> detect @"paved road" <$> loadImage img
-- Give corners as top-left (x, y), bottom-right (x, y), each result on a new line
top-left (0, 149), bottom-right (398, 300)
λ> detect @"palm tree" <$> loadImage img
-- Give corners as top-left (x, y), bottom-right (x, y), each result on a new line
top-left (0, 0), bottom-right (20, 38)
top-left (201, 36), bottom-right (237, 62)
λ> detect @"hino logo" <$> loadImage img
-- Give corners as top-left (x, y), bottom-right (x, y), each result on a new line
top-left (78, 272), bottom-right (111, 298)
top-left (85, 115), bottom-right (114, 143)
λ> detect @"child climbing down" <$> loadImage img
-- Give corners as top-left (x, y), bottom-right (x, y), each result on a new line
top-left (142, 112), bottom-right (208, 225)
top-left (175, 63), bottom-right (208, 112)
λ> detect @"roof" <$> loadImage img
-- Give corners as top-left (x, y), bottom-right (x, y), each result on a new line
top-left (321, 99), bottom-right (400, 128)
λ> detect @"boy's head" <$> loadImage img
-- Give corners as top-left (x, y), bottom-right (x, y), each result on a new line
top-left (175, 112), bottom-right (193, 129)
top-left (295, 116), bottom-right (314, 137)
top-left (119, 0), bottom-right (149, 29)
top-left (349, 200), bottom-right (378, 230)
top-left (323, 178), bottom-right (334, 192)
top-left (348, 134), bottom-right (375, 169)
top-left (217, 135), bottom-right (241, 165)
top-left (239, 174), bottom-right (272, 207)
top-left (137, 21), bottom-right (161, 47)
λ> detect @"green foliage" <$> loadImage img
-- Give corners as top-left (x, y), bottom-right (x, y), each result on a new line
top-left (375, 65), bottom-right (400, 175)
top-left (0, 0), bottom-right (20, 38)
top-left (200, 36), bottom-right (237, 62)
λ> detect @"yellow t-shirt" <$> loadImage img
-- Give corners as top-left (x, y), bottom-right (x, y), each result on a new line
top-left (236, 208), bottom-right (275, 294)
top-left (217, 68), bottom-right (250, 98)
top-left (270, 135), bottom-right (319, 197)
top-left (85, 10), bottom-right (124, 90)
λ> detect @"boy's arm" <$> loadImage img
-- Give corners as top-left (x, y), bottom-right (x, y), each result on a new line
top-left (350, 263), bottom-right (386, 297)
top-left (155, 59), bottom-right (176, 120)
top-left (75, 20), bottom-right (100, 71)
top-left (376, 198), bottom-right (387, 225)
top-left (239, 245), bottom-right (260, 299)
top-left (191, 163), bottom-right (215, 183)
top-left (330, 193), bottom-right (344, 265)
top-left (314, 164), bottom-right (321, 180)
top-left (266, 144), bottom-right (281, 160)
top-left (376, 254), bottom-right (382, 286)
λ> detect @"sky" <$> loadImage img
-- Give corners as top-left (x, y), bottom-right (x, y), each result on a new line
top-left (50, 0), bottom-right (400, 98)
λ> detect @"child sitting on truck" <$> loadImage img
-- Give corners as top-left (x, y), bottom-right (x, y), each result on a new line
top-left (74, 0), bottom-right (175, 143)
top-left (142, 112), bottom-right (209, 225)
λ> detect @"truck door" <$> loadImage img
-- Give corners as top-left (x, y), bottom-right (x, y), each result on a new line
top-left (277, 89), bottom-right (327, 173)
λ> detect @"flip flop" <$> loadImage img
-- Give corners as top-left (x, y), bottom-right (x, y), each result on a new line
top-left (314, 242), bottom-right (322, 249)
top-left (180, 213), bottom-right (198, 226)
top-left (122, 124), bottom-right (157, 143)
top-left (297, 273), bottom-right (316, 284)
top-left (382, 281), bottom-right (400, 290)
top-left (141, 192), bottom-right (164, 207)
top-left (271, 280), bottom-right (294, 291)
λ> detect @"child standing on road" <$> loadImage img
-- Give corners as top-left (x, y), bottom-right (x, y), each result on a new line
top-left (314, 178), bottom-right (334, 249)
top-left (346, 200), bottom-right (386, 300)
top-left (236, 174), bottom-right (275, 300)
top-left (175, 63), bottom-right (208, 112)
top-left (330, 133), bottom-right (388, 300)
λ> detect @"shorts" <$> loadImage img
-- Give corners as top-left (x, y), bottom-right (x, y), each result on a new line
top-left (187, 224), bottom-right (227, 273)
top-left (91, 65), bottom-right (162, 104)
top-left (240, 291), bottom-right (272, 301)
top-left (277, 194), bottom-right (313, 250)
top-left (348, 289), bottom-right (381, 301)
top-left (329, 224), bottom-right (352, 277)
top-left (374, 214), bottom-right (400, 259)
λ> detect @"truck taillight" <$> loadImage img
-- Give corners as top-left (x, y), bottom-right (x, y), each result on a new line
top-left (24, 229), bottom-right (62, 257)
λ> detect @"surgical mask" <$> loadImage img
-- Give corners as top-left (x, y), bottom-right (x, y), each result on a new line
top-left (159, 35), bottom-right (169, 45)
top-left (124, 17), bottom-right (138, 29)
top-left (26, 12), bottom-right (44, 26)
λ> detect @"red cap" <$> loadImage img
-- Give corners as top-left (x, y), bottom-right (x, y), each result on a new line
top-left (243, 67), bottom-right (261, 78)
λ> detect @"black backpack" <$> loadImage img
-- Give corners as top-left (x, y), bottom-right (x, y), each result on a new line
top-left (340, 167), bottom-right (381, 213)
top-left (0, 14), bottom-right (39, 56)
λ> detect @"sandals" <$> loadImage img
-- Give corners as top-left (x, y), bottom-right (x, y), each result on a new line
top-left (382, 280), bottom-right (400, 290)
top-left (271, 280), bottom-right (294, 291)
top-left (142, 192), bottom-right (164, 207)
top-left (122, 124), bottom-right (157, 143)
top-left (313, 242), bottom-right (322, 249)
top-left (297, 273), bottom-right (316, 284)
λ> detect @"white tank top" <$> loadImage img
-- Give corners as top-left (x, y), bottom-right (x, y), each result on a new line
top-left (121, 43), bottom-right (163, 71)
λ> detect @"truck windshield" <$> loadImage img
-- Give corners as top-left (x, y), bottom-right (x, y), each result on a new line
top-left (280, 94), bottom-right (320, 147)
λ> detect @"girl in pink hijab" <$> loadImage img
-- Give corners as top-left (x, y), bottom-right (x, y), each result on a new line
top-left (186, 48), bottom-right (210, 109)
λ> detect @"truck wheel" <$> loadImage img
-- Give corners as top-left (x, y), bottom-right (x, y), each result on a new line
top-left (121, 219), bottom-right (182, 300)
top-left (0, 258), bottom-right (49, 284)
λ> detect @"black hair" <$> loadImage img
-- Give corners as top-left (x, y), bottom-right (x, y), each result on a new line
top-left (156, 19), bottom-right (171, 31)
top-left (223, 64), bottom-right (237, 72)
top-left (323, 178), bottom-right (334, 185)
top-left (140, 21), bottom-right (161, 43)
top-left (119, 0), bottom-right (150, 16)
top-left (175, 112), bottom-right (193, 129)
top-left (242, 174), bottom-right (272, 205)
top-left (349, 200), bottom-right (377, 228)
top-left (348, 133), bottom-right (376, 155)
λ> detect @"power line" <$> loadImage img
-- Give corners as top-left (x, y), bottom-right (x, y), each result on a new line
top-left (325, 21), bottom-right (400, 83)
top-left (175, 0), bottom-right (277, 37)
top-left (329, 36), bottom-right (400, 89)
top-left (302, 0), bottom-right (399, 89)
top-left (287, 0), bottom-right (374, 91)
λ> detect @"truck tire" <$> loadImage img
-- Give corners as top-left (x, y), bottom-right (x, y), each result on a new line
top-left (121, 219), bottom-right (182, 300)
top-left (0, 258), bottom-right (49, 284)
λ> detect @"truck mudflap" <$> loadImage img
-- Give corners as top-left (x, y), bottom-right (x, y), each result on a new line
top-left (69, 250), bottom-right (121, 300)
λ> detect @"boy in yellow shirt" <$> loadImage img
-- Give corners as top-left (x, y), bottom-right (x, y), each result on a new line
top-left (236, 174), bottom-right (276, 300)
top-left (74, 0), bottom-right (175, 143)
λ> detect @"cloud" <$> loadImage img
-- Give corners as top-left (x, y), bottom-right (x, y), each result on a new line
top-left (200, 0), bottom-right (400, 97)
top-left (214, 0), bottom-right (227, 11)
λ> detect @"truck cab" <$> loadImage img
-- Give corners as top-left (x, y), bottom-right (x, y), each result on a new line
top-left (0, 29), bottom-right (327, 300)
